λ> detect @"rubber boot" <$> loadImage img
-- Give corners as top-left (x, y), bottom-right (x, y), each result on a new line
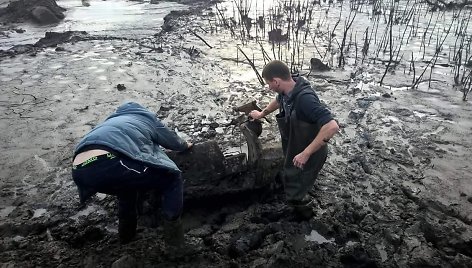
top-left (117, 191), bottom-right (138, 244)
top-left (119, 217), bottom-right (137, 244)
top-left (163, 217), bottom-right (184, 247)
top-left (288, 197), bottom-right (315, 220)
top-left (293, 204), bottom-right (315, 220)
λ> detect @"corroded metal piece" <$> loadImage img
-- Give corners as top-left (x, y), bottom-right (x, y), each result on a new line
top-left (233, 100), bottom-right (262, 114)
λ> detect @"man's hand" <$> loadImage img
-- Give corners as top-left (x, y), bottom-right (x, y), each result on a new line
top-left (248, 110), bottom-right (264, 120)
top-left (293, 151), bottom-right (310, 169)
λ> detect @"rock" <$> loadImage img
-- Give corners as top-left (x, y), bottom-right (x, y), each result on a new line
top-left (310, 58), bottom-right (330, 72)
top-left (35, 31), bottom-right (88, 48)
top-left (451, 253), bottom-right (472, 268)
top-left (1, 262), bottom-right (15, 268)
top-left (187, 224), bottom-right (213, 237)
top-left (83, 255), bottom-right (99, 268)
top-left (116, 84), bottom-right (126, 91)
top-left (111, 255), bottom-right (138, 268)
top-left (1, 0), bottom-right (65, 24)
top-left (348, 110), bottom-right (365, 121)
top-left (356, 99), bottom-right (371, 109)
top-left (268, 29), bottom-right (288, 42)
top-left (30, 6), bottom-right (61, 24)
top-left (340, 191), bottom-right (351, 198)
top-left (467, 196), bottom-right (472, 203)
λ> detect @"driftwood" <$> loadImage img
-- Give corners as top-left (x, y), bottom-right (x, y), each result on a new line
top-left (237, 46), bottom-right (265, 86)
top-left (190, 30), bottom-right (213, 49)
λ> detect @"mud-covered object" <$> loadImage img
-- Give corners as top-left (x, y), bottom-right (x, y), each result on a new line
top-left (167, 140), bottom-right (227, 186)
top-left (239, 121), bottom-right (262, 167)
top-left (163, 217), bottom-right (184, 247)
top-left (244, 120), bottom-right (262, 137)
top-left (166, 140), bottom-right (284, 207)
top-left (0, 0), bottom-right (66, 24)
top-left (34, 31), bottom-right (89, 48)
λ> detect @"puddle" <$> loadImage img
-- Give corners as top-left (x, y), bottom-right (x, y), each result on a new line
top-left (375, 243), bottom-right (388, 262)
top-left (305, 229), bottom-right (335, 244)
top-left (70, 204), bottom-right (107, 221)
top-left (0, 206), bottom-right (17, 218)
top-left (361, 180), bottom-right (375, 195)
top-left (32, 208), bottom-right (47, 218)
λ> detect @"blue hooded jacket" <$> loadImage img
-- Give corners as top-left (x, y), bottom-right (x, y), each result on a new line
top-left (74, 102), bottom-right (188, 173)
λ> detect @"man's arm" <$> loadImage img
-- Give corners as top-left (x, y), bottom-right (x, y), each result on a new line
top-left (155, 122), bottom-right (192, 152)
top-left (292, 119), bottom-right (339, 168)
top-left (249, 99), bottom-right (279, 119)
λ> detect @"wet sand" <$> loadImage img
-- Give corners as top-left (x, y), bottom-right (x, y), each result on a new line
top-left (1, 0), bottom-right (472, 267)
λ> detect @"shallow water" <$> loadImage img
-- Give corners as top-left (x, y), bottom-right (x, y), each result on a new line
top-left (215, 0), bottom-right (472, 89)
top-left (0, 0), bottom-right (187, 50)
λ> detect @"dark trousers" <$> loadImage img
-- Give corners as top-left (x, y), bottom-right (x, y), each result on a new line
top-left (72, 156), bottom-right (183, 221)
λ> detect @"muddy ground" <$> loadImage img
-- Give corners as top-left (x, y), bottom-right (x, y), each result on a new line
top-left (1, 0), bottom-right (472, 267)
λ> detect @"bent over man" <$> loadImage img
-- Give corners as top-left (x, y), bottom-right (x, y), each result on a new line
top-left (72, 102), bottom-right (192, 244)
top-left (249, 60), bottom-right (339, 219)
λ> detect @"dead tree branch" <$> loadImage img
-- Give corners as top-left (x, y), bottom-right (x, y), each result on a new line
top-left (190, 30), bottom-right (213, 49)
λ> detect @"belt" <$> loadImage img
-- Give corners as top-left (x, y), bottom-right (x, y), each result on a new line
top-left (73, 153), bottom-right (116, 170)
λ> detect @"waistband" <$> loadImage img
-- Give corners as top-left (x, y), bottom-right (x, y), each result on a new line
top-left (74, 144), bottom-right (121, 158)
top-left (73, 153), bottom-right (117, 170)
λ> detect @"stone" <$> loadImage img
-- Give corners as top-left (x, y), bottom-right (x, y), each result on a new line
top-left (30, 6), bottom-right (60, 24)
top-left (116, 84), bottom-right (126, 91)
top-left (310, 58), bottom-right (330, 71)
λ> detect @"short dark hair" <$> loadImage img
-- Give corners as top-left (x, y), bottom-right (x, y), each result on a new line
top-left (261, 60), bottom-right (291, 81)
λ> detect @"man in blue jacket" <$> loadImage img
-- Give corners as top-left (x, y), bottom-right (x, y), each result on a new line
top-left (249, 60), bottom-right (339, 219)
top-left (72, 102), bottom-right (192, 244)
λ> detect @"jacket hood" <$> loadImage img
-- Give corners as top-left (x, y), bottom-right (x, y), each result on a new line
top-left (107, 102), bottom-right (154, 119)
top-left (288, 76), bottom-right (312, 102)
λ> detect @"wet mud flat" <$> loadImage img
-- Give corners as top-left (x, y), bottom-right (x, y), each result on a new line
top-left (1, 0), bottom-right (472, 267)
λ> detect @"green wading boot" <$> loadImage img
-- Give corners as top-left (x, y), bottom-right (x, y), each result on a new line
top-left (119, 217), bottom-right (137, 244)
top-left (163, 217), bottom-right (184, 247)
top-left (288, 198), bottom-right (315, 220)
